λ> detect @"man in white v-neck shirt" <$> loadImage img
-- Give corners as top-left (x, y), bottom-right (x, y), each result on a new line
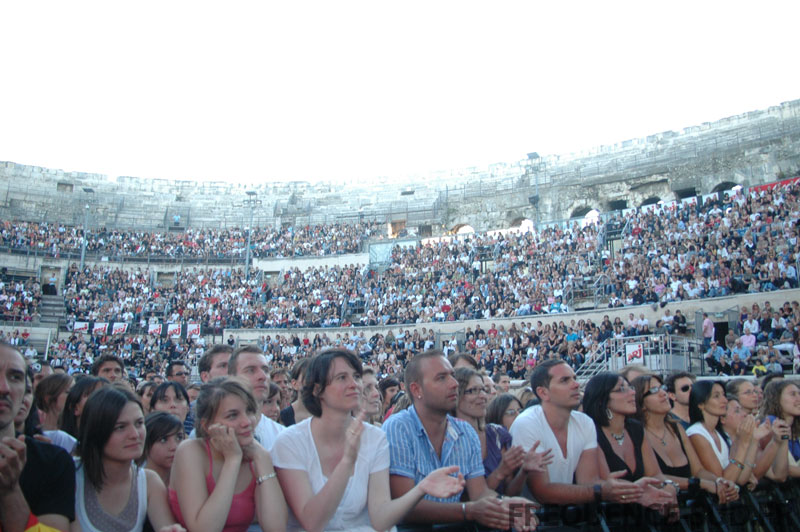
top-left (509, 359), bottom-right (642, 505)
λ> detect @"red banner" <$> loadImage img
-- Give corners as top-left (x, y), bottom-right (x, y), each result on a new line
top-left (750, 176), bottom-right (800, 192)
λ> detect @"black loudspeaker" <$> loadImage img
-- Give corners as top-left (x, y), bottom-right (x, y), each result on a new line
top-left (529, 195), bottom-right (539, 206)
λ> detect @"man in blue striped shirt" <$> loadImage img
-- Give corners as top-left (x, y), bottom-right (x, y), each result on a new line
top-left (384, 349), bottom-right (537, 531)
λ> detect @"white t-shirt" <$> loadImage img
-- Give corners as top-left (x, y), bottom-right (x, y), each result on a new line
top-left (686, 422), bottom-right (730, 469)
top-left (272, 418), bottom-right (391, 532)
top-left (509, 405), bottom-right (597, 484)
top-left (254, 414), bottom-right (284, 452)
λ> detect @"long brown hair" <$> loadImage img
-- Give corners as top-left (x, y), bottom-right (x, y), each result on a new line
top-left (759, 380), bottom-right (800, 440)
top-left (631, 374), bottom-right (680, 438)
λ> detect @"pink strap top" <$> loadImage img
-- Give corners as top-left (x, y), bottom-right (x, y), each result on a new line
top-left (168, 440), bottom-right (257, 532)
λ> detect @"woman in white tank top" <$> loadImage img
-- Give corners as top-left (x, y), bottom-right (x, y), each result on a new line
top-left (72, 386), bottom-right (184, 532)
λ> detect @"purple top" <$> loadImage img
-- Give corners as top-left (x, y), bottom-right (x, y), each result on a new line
top-left (484, 423), bottom-right (513, 494)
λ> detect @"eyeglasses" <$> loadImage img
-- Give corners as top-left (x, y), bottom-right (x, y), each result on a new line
top-left (679, 384), bottom-right (692, 393)
top-left (611, 384), bottom-right (634, 394)
top-left (644, 384), bottom-right (668, 398)
top-left (504, 408), bottom-right (522, 416)
top-left (173, 371), bottom-right (188, 377)
top-left (464, 386), bottom-right (490, 395)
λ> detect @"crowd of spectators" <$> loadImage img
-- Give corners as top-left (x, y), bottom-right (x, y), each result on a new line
top-left (0, 269), bottom-right (41, 323)
top-left (0, 219), bottom-right (383, 259)
top-left (6, 180), bottom-right (800, 334)
top-left (8, 339), bottom-right (800, 531)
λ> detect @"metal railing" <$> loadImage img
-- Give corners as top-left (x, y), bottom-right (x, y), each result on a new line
top-left (576, 334), bottom-right (690, 383)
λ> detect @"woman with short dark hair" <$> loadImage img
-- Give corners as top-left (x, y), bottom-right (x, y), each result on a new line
top-left (149, 382), bottom-right (190, 423)
top-left (272, 349), bottom-right (464, 531)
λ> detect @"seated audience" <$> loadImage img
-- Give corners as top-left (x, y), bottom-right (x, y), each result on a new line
top-left (631, 374), bottom-right (737, 501)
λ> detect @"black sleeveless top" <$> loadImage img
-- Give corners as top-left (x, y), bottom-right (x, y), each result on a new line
top-left (652, 426), bottom-right (692, 478)
top-left (597, 419), bottom-right (645, 481)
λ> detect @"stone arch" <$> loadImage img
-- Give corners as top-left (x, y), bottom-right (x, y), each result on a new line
top-left (640, 196), bottom-right (661, 207)
top-left (509, 217), bottom-right (534, 233)
top-left (607, 199), bottom-right (628, 211)
top-left (712, 181), bottom-right (739, 193)
top-left (570, 206), bottom-right (597, 219)
top-left (674, 187), bottom-right (696, 200)
top-left (451, 224), bottom-right (475, 235)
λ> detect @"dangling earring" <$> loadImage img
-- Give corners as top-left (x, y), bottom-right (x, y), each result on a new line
top-left (606, 408), bottom-right (613, 420)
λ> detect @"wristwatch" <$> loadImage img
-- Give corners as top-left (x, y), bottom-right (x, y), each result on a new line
top-left (593, 484), bottom-right (602, 503)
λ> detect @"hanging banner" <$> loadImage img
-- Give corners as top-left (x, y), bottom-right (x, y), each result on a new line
top-left (73, 322), bottom-right (89, 333)
top-left (112, 322), bottom-right (128, 335)
top-left (625, 343), bottom-right (644, 362)
top-left (92, 322), bottom-right (108, 335)
top-left (168, 323), bottom-right (182, 338)
top-left (148, 323), bottom-right (162, 336)
top-left (187, 322), bottom-right (201, 338)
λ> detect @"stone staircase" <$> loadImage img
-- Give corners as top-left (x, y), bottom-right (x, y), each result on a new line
top-left (39, 294), bottom-right (66, 330)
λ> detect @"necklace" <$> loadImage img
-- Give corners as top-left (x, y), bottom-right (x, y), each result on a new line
top-left (647, 426), bottom-right (668, 447)
top-left (610, 430), bottom-right (625, 446)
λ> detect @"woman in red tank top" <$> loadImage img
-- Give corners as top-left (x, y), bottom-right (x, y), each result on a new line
top-left (169, 378), bottom-right (287, 532)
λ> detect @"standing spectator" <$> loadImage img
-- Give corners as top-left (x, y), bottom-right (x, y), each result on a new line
top-left (701, 313), bottom-right (715, 351)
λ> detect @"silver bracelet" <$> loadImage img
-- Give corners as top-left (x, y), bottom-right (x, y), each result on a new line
top-left (256, 472), bottom-right (277, 485)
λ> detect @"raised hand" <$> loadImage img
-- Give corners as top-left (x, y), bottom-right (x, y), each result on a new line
top-left (343, 412), bottom-right (366, 465)
top-left (418, 465), bottom-right (465, 499)
top-left (497, 445), bottom-right (525, 478)
top-left (207, 424), bottom-right (243, 461)
top-left (753, 418), bottom-right (771, 441)
top-left (736, 415), bottom-right (756, 442)
top-left (0, 436), bottom-right (26, 494)
top-left (772, 418), bottom-right (791, 442)
top-left (522, 441), bottom-right (554, 473)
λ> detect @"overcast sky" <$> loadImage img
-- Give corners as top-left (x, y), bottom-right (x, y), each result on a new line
top-left (1, 1), bottom-right (798, 184)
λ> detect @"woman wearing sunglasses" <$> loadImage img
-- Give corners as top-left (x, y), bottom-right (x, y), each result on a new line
top-left (454, 367), bottom-right (552, 496)
top-left (632, 375), bottom-right (738, 502)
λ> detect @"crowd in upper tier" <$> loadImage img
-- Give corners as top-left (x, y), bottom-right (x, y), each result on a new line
top-left (49, 181), bottom-right (800, 333)
top-left (0, 220), bottom-right (384, 259)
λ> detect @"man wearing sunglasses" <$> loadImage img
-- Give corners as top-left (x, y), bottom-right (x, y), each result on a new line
top-left (665, 371), bottom-right (695, 429)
